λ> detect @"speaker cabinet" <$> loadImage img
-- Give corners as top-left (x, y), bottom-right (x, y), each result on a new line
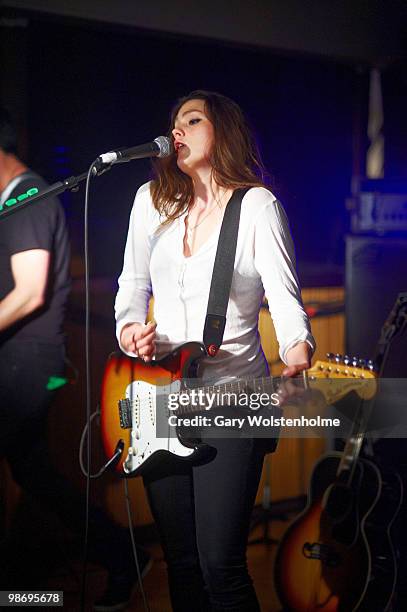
top-left (346, 235), bottom-right (407, 376)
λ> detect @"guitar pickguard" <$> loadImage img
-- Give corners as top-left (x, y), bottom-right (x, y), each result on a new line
top-left (123, 378), bottom-right (195, 474)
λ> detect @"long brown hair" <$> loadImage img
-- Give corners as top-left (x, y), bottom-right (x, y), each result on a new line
top-left (150, 90), bottom-right (267, 224)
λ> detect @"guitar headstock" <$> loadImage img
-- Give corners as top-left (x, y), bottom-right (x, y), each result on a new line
top-left (307, 353), bottom-right (378, 403)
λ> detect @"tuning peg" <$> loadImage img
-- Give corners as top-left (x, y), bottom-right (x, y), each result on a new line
top-left (326, 352), bottom-right (335, 362)
top-left (358, 358), bottom-right (366, 369)
top-left (343, 355), bottom-right (350, 365)
top-left (367, 359), bottom-right (375, 371)
top-left (335, 353), bottom-right (343, 363)
top-left (352, 356), bottom-right (358, 367)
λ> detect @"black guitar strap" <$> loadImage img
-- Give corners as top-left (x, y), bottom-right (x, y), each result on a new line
top-left (203, 187), bottom-right (250, 357)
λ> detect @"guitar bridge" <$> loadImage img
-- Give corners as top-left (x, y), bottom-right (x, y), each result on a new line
top-left (118, 398), bottom-right (132, 429)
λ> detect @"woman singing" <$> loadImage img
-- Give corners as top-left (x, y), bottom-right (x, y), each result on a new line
top-left (115, 90), bottom-right (315, 611)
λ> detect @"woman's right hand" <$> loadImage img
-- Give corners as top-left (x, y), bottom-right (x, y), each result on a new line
top-left (120, 321), bottom-right (156, 362)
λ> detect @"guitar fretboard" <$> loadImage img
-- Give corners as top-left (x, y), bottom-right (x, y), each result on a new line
top-left (174, 375), bottom-right (280, 416)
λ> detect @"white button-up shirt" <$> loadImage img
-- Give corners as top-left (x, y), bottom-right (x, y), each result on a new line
top-left (115, 183), bottom-right (315, 381)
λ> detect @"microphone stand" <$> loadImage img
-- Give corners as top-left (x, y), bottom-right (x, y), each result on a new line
top-left (0, 163), bottom-right (111, 221)
top-left (249, 454), bottom-right (282, 546)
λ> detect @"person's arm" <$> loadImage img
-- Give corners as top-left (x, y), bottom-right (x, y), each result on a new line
top-left (120, 320), bottom-right (156, 361)
top-left (253, 189), bottom-right (315, 375)
top-left (0, 249), bottom-right (50, 332)
top-left (282, 341), bottom-right (312, 376)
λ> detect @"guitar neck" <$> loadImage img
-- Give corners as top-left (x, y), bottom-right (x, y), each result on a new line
top-left (337, 395), bottom-right (376, 479)
top-left (174, 357), bottom-right (377, 419)
top-left (175, 375), bottom-right (279, 416)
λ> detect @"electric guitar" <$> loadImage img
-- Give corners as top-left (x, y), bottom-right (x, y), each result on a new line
top-left (100, 342), bottom-right (377, 477)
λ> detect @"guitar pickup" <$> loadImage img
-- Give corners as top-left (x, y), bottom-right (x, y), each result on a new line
top-left (118, 398), bottom-right (132, 429)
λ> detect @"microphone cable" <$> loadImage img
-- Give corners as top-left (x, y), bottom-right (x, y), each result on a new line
top-left (79, 157), bottom-right (151, 612)
top-left (79, 158), bottom-right (99, 611)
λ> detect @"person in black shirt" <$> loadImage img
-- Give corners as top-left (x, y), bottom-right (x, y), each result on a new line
top-left (0, 109), bottom-right (70, 483)
top-left (0, 107), bottom-right (151, 611)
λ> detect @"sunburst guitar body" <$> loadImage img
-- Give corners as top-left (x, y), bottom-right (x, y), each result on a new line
top-left (275, 433), bottom-right (402, 611)
top-left (100, 342), bottom-right (207, 475)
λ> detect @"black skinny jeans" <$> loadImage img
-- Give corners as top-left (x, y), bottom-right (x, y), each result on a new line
top-left (143, 435), bottom-right (266, 612)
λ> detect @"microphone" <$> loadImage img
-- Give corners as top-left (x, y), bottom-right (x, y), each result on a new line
top-left (97, 136), bottom-right (171, 166)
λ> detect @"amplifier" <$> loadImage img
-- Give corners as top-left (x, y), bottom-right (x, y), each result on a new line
top-left (347, 191), bottom-right (407, 234)
top-left (345, 235), bottom-right (407, 376)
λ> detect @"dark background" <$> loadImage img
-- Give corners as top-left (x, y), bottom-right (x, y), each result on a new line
top-left (1, 5), bottom-right (407, 605)
top-left (1, 5), bottom-right (407, 284)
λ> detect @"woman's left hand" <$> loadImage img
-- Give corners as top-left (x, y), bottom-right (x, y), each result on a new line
top-left (278, 342), bottom-right (312, 403)
top-left (282, 342), bottom-right (311, 377)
